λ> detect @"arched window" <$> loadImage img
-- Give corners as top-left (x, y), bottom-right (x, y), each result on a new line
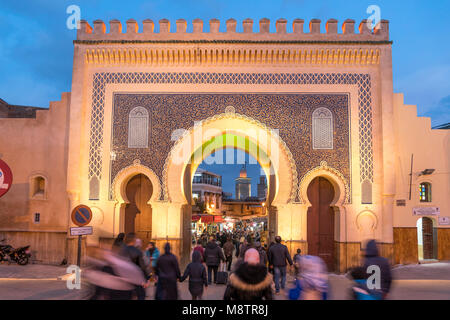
top-left (128, 107), bottom-right (149, 148)
top-left (419, 182), bottom-right (432, 202)
top-left (312, 107), bottom-right (333, 149)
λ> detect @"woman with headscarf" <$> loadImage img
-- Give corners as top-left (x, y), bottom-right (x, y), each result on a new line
top-left (290, 255), bottom-right (329, 300)
top-left (180, 250), bottom-right (208, 300)
top-left (112, 233), bottom-right (125, 253)
top-left (223, 248), bottom-right (273, 300)
top-left (154, 243), bottom-right (181, 300)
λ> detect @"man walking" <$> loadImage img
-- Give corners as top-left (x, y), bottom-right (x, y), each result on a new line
top-left (204, 236), bottom-right (225, 284)
top-left (154, 243), bottom-right (181, 300)
top-left (223, 236), bottom-right (235, 271)
top-left (362, 239), bottom-right (392, 299)
top-left (268, 236), bottom-right (293, 294)
top-left (119, 232), bottom-right (150, 300)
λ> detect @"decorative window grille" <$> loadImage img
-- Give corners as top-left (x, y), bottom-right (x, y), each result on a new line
top-left (419, 183), bottom-right (431, 202)
top-left (312, 107), bottom-right (333, 149)
top-left (128, 107), bottom-right (149, 148)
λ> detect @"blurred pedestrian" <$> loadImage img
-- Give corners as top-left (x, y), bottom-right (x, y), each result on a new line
top-left (347, 266), bottom-right (382, 300)
top-left (223, 248), bottom-right (273, 300)
top-left (112, 233), bottom-right (125, 253)
top-left (180, 250), bottom-right (208, 300)
top-left (204, 236), bottom-right (225, 284)
top-left (135, 238), bottom-right (142, 249)
top-left (290, 255), bottom-right (328, 300)
top-left (85, 246), bottom-right (145, 300)
top-left (119, 233), bottom-right (150, 300)
top-left (362, 239), bottom-right (392, 299)
top-left (268, 236), bottom-right (293, 294)
top-left (154, 243), bottom-right (181, 300)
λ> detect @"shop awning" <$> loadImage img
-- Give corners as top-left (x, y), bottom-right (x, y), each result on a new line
top-left (201, 215), bottom-right (214, 223)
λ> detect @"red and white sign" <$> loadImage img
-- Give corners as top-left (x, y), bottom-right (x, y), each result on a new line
top-left (0, 159), bottom-right (12, 199)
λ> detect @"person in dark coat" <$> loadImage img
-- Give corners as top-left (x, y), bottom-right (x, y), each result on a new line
top-left (224, 248), bottom-right (273, 300)
top-left (193, 240), bottom-right (205, 262)
top-left (119, 233), bottom-right (149, 300)
top-left (180, 250), bottom-right (208, 300)
top-left (238, 235), bottom-right (253, 259)
top-left (268, 236), bottom-right (293, 293)
top-left (223, 237), bottom-right (235, 271)
top-left (293, 249), bottom-right (302, 275)
top-left (254, 241), bottom-right (268, 269)
top-left (347, 266), bottom-right (382, 300)
top-left (112, 233), bottom-right (125, 253)
top-left (154, 243), bottom-right (181, 300)
top-left (220, 233), bottom-right (227, 247)
top-left (204, 237), bottom-right (225, 284)
top-left (362, 239), bottom-right (392, 299)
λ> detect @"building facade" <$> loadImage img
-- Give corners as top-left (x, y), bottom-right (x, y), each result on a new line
top-left (0, 17), bottom-right (449, 270)
top-left (192, 168), bottom-right (223, 213)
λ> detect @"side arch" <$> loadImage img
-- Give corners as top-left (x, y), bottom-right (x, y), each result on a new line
top-left (298, 161), bottom-right (349, 206)
top-left (111, 161), bottom-right (161, 204)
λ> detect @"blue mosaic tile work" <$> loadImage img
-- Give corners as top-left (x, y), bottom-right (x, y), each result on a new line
top-left (89, 72), bottom-right (373, 199)
top-left (111, 93), bottom-right (350, 202)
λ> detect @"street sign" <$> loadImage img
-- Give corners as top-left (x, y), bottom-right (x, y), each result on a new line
top-left (70, 226), bottom-right (93, 236)
top-left (0, 159), bottom-right (13, 199)
top-left (438, 217), bottom-right (450, 226)
top-left (71, 205), bottom-right (93, 227)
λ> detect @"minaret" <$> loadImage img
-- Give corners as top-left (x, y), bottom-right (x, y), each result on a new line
top-left (257, 175), bottom-right (267, 200)
top-left (235, 164), bottom-right (251, 200)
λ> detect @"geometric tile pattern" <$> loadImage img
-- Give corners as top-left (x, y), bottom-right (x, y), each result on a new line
top-left (89, 72), bottom-right (373, 186)
top-left (111, 93), bottom-right (350, 202)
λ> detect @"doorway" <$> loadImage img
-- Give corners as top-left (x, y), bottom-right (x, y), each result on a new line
top-left (417, 217), bottom-right (437, 260)
top-left (307, 176), bottom-right (335, 271)
top-left (124, 174), bottom-right (153, 243)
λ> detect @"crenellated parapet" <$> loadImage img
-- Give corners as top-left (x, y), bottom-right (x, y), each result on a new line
top-left (76, 18), bottom-right (390, 42)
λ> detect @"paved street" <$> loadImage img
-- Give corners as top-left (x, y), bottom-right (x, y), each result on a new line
top-left (0, 261), bottom-right (449, 300)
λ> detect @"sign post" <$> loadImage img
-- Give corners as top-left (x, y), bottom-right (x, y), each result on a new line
top-left (71, 205), bottom-right (93, 267)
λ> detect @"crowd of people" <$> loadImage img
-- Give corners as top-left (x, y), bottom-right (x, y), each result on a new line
top-left (84, 229), bottom-right (393, 301)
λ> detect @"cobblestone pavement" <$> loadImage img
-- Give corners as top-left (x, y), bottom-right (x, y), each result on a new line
top-left (0, 261), bottom-right (449, 300)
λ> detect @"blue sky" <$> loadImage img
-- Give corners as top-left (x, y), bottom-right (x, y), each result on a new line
top-left (0, 0), bottom-right (448, 126)
top-left (199, 149), bottom-right (264, 198)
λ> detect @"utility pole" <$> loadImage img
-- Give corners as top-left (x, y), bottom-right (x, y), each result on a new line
top-left (409, 154), bottom-right (414, 200)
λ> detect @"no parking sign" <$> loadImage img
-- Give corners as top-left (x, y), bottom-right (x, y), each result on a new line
top-left (0, 159), bottom-right (13, 199)
top-left (71, 205), bottom-right (93, 227)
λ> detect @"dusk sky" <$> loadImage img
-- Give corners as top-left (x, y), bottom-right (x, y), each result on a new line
top-left (199, 149), bottom-right (264, 198)
top-left (1, 1), bottom-right (449, 193)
